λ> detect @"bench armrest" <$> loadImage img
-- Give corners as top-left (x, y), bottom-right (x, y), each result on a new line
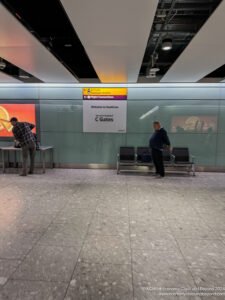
top-left (170, 154), bottom-right (175, 162)
top-left (190, 155), bottom-right (195, 163)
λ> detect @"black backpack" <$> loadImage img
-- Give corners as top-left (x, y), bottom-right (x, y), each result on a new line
top-left (141, 152), bottom-right (152, 162)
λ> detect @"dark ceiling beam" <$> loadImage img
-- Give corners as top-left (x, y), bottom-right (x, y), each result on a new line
top-left (150, 39), bottom-right (193, 44)
top-left (149, 0), bottom-right (177, 60)
top-left (161, 3), bottom-right (215, 9)
top-left (157, 8), bottom-right (212, 12)
top-left (154, 19), bottom-right (206, 26)
top-left (142, 60), bottom-right (181, 66)
top-left (153, 29), bottom-right (195, 34)
top-left (160, 0), bottom-right (217, 3)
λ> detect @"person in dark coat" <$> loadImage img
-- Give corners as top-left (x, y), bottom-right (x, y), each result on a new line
top-left (149, 121), bottom-right (172, 178)
top-left (10, 117), bottom-right (36, 176)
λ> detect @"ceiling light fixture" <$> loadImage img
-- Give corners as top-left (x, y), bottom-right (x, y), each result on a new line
top-left (64, 44), bottom-right (72, 47)
top-left (0, 59), bottom-right (6, 70)
top-left (156, 10), bottom-right (166, 18)
top-left (150, 68), bottom-right (160, 73)
top-left (162, 38), bottom-right (173, 51)
top-left (146, 67), bottom-right (160, 78)
top-left (19, 70), bottom-right (30, 79)
top-left (19, 75), bottom-right (30, 79)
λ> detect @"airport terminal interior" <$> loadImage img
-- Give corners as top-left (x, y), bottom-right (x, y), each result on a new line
top-left (0, 0), bottom-right (225, 299)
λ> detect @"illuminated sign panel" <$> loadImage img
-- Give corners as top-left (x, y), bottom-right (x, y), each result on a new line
top-left (0, 104), bottom-right (36, 137)
top-left (83, 88), bottom-right (127, 100)
top-left (83, 88), bottom-right (127, 132)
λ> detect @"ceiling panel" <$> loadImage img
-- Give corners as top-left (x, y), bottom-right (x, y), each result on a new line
top-left (0, 3), bottom-right (77, 83)
top-left (0, 71), bottom-right (21, 83)
top-left (161, 0), bottom-right (225, 83)
top-left (61, 0), bottom-right (159, 83)
top-left (1, 0), bottom-right (98, 79)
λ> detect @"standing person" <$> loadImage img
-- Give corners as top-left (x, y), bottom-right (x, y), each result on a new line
top-left (149, 121), bottom-right (172, 178)
top-left (10, 117), bottom-right (36, 176)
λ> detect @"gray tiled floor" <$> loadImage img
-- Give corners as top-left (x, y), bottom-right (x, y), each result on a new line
top-left (0, 170), bottom-right (225, 300)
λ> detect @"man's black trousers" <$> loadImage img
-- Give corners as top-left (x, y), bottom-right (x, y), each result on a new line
top-left (151, 148), bottom-right (165, 177)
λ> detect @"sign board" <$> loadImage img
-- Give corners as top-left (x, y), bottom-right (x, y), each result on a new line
top-left (83, 88), bottom-right (127, 100)
top-left (0, 104), bottom-right (36, 137)
top-left (83, 88), bottom-right (127, 133)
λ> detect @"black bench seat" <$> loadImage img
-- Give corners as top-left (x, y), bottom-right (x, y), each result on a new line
top-left (117, 146), bottom-right (195, 176)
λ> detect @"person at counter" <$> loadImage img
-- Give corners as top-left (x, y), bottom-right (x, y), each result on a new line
top-left (149, 121), bottom-right (172, 178)
top-left (10, 117), bottom-right (36, 176)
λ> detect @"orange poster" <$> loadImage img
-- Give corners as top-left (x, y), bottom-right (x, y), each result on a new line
top-left (0, 104), bottom-right (36, 137)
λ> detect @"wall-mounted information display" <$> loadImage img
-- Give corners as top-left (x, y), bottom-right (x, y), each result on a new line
top-left (83, 88), bottom-right (127, 100)
top-left (0, 104), bottom-right (36, 138)
top-left (83, 88), bottom-right (127, 133)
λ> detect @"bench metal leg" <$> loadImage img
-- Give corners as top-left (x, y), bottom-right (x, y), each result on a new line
top-left (192, 163), bottom-right (195, 176)
top-left (13, 151), bottom-right (17, 168)
top-left (2, 150), bottom-right (5, 173)
top-left (42, 151), bottom-right (46, 173)
top-left (6, 150), bottom-right (9, 168)
top-left (50, 148), bottom-right (54, 169)
top-left (20, 151), bottom-right (23, 173)
top-left (117, 160), bottom-right (120, 174)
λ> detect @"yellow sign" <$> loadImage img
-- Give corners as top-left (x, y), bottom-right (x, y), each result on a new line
top-left (83, 88), bottom-right (127, 99)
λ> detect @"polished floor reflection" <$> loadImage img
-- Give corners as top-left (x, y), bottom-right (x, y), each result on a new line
top-left (0, 170), bottom-right (225, 299)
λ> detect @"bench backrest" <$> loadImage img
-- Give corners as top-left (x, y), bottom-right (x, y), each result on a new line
top-left (137, 147), bottom-right (151, 161)
top-left (119, 147), bottom-right (135, 161)
top-left (172, 147), bottom-right (190, 162)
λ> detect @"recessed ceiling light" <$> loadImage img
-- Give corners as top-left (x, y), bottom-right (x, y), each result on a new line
top-left (19, 70), bottom-right (30, 79)
top-left (156, 10), bottom-right (166, 18)
top-left (146, 67), bottom-right (160, 78)
top-left (19, 75), bottom-right (30, 79)
top-left (150, 68), bottom-right (160, 73)
top-left (0, 59), bottom-right (6, 70)
top-left (162, 38), bottom-right (173, 51)
top-left (64, 44), bottom-right (72, 47)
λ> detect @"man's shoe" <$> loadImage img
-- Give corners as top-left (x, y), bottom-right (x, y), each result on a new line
top-left (28, 171), bottom-right (34, 174)
top-left (19, 173), bottom-right (27, 176)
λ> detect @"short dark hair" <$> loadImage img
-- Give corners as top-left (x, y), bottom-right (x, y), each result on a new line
top-left (10, 117), bottom-right (18, 122)
top-left (153, 121), bottom-right (160, 125)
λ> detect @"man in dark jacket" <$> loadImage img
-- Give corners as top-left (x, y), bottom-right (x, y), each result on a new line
top-left (149, 121), bottom-right (172, 178)
top-left (10, 117), bottom-right (36, 176)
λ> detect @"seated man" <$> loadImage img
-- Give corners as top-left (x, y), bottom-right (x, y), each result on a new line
top-left (10, 117), bottom-right (36, 176)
